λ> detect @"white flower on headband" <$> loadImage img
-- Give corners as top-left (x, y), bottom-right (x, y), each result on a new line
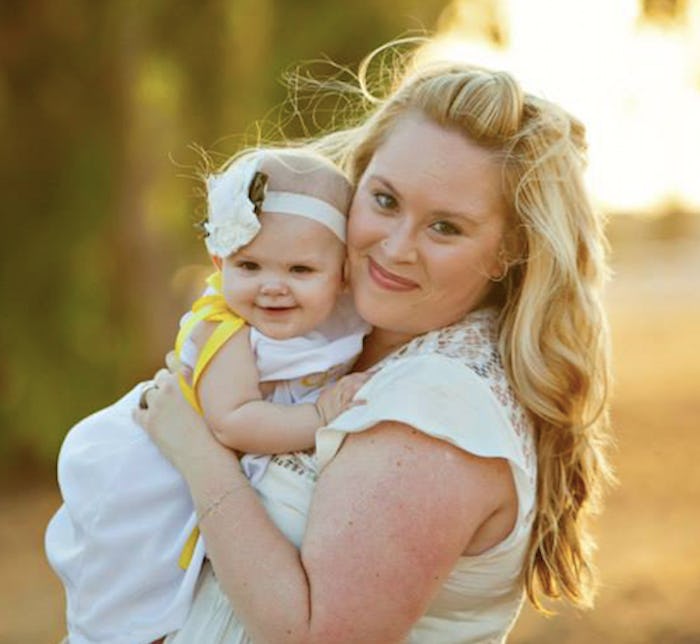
top-left (204, 155), bottom-right (265, 258)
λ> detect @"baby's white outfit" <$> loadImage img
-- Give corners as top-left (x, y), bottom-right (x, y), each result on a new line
top-left (44, 293), bottom-right (368, 644)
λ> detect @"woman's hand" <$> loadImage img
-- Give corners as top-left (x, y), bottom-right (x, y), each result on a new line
top-left (133, 361), bottom-right (231, 476)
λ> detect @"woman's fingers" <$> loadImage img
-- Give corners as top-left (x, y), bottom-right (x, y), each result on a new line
top-left (154, 369), bottom-right (177, 389)
top-left (138, 381), bottom-right (158, 410)
top-left (165, 350), bottom-right (181, 373)
top-left (134, 372), bottom-right (180, 427)
top-left (153, 368), bottom-right (170, 382)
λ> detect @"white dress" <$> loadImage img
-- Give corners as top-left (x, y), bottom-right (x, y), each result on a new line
top-left (44, 293), bottom-right (368, 644)
top-left (164, 307), bottom-right (537, 643)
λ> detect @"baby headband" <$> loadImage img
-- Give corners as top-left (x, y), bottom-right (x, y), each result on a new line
top-left (203, 153), bottom-right (347, 258)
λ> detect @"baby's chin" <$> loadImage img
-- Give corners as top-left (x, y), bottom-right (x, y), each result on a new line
top-left (255, 321), bottom-right (317, 341)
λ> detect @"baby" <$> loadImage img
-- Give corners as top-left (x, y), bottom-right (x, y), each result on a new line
top-left (45, 148), bottom-right (369, 644)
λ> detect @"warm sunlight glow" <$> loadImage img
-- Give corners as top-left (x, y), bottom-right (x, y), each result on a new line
top-left (427, 0), bottom-right (700, 214)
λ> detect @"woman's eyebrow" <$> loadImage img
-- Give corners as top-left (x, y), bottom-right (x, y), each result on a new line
top-left (367, 174), bottom-right (401, 197)
top-left (433, 207), bottom-right (483, 225)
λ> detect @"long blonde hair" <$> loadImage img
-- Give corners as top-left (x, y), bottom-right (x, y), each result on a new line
top-left (306, 42), bottom-right (614, 611)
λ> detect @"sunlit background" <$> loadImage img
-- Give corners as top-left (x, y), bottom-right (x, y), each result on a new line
top-left (2, 1), bottom-right (699, 642)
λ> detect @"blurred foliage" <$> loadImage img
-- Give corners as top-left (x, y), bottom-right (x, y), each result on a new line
top-left (0, 1), bottom-right (449, 468)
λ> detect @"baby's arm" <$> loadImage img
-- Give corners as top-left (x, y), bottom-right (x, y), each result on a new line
top-left (191, 321), bottom-right (315, 452)
top-left (191, 322), bottom-right (363, 454)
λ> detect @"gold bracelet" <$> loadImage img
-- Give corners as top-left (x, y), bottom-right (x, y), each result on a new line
top-left (198, 483), bottom-right (250, 524)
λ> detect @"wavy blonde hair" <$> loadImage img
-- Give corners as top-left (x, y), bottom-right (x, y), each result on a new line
top-left (304, 42), bottom-right (614, 611)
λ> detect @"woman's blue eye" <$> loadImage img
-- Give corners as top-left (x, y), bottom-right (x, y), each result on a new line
top-left (430, 220), bottom-right (461, 236)
top-left (373, 192), bottom-right (397, 210)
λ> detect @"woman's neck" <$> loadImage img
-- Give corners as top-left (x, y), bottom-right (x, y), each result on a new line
top-left (353, 327), bottom-right (416, 372)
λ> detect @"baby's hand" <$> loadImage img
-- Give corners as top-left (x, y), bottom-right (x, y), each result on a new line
top-left (315, 373), bottom-right (370, 426)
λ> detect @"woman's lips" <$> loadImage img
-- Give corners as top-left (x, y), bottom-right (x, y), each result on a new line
top-left (367, 257), bottom-right (418, 291)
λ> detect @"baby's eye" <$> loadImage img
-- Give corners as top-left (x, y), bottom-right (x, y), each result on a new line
top-left (289, 265), bottom-right (314, 274)
top-left (236, 261), bottom-right (260, 271)
top-left (430, 220), bottom-right (462, 236)
top-left (373, 191), bottom-right (397, 210)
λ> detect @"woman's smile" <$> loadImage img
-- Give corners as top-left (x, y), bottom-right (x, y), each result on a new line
top-left (367, 256), bottom-right (419, 291)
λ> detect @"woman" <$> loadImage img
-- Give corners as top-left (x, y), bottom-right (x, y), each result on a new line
top-left (137, 42), bottom-right (612, 643)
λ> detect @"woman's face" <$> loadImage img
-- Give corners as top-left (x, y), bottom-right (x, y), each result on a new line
top-left (347, 112), bottom-right (507, 340)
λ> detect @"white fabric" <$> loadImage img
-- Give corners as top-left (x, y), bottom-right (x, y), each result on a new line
top-left (204, 151), bottom-right (348, 258)
top-left (163, 307), bottom-right (538, 644)
top-left (250, 292), bottom-right (365, 385)
top-left (45, 384), bottom-right (205, 644)
top-left (45, 295), bottom-right (368, 644)
top-left (204, 155), bottom-right (262, 258)
top-left (262, 191), bottom-right (346, 242)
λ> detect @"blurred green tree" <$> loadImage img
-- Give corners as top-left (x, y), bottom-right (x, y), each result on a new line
top-left (0, 0), bottom-right (446, 471)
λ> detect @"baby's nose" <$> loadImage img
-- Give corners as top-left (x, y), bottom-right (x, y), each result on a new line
top-left (260, 280), bottom-right (289, 296)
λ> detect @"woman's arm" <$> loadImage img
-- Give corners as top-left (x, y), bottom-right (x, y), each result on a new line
top-left (137, 371), bottom-right (516, 644)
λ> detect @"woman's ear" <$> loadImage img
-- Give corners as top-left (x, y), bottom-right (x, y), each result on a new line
top-left (489, 247), bottom-right (509, 282)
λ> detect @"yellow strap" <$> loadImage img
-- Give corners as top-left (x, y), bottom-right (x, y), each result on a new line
top-left (175, 272), bottom-right (244, 571)
top-left (191, 317), bottom-right (245, 396)
top-left (178, 526), bottom-right (200, 569)
top-left (174, 272), bottom-right (245, 416)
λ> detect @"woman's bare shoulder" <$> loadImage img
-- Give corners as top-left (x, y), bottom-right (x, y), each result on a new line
top-left (300, 421), bottom-right (515, 642)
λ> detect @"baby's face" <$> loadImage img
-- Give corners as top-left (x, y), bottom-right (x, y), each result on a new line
top-left (219, 212), bottom-right (346, 340)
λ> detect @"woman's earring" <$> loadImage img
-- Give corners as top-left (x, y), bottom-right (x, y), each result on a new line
top-left (490, 248), bottom-right (509, 282)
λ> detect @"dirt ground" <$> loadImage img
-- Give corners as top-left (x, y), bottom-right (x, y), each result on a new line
top-left (2, 237), bottom-right (699, 643)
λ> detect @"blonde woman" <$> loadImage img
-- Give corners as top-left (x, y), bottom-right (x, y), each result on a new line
top-left (137, 40), bottom-right (612, 643)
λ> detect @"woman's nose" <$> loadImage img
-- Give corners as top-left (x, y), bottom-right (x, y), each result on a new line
top-left (381, 221), bottom-right (418, 263)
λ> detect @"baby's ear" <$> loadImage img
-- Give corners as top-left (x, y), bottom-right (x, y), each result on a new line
top-left (211, 255), bottom-right (223, 272)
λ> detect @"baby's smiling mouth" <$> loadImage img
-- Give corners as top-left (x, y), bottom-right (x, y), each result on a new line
top-left (257, 305), bottom-right (297, 314)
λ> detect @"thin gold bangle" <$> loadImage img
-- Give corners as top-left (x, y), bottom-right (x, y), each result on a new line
top-left (198, 483), bottom-right (250, 524)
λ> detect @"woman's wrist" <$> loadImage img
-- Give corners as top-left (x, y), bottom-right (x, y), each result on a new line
top-left (184, 437), bottom-right (244, 497)
top-left (197, 480), bottom-right (251, 524)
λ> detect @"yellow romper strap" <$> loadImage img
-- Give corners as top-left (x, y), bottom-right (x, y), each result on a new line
top-left (174, 272), bottom-right (246, 415)
top-left (174, 272), bottom-right (246, 569)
